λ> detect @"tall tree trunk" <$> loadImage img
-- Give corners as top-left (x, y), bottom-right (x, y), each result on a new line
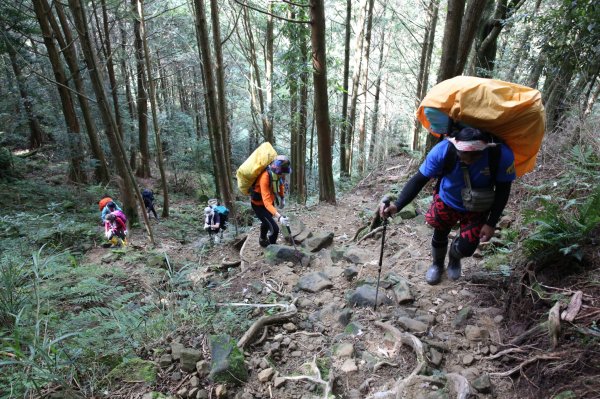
top-left (527, 52), bottom-right (545, 89)
top-left (68, 0), bottom-right (153, 238)
top-left (7, 48), bottom-right (46, 150)
top-left (118, 22), bottom-right (137, 169)
top-left (339, 0), bottom-right (352, 178)
top-left (357, 0), bottom-right (375, 175)
top-left (52, 0), bottom-right (109, 183)
top-left (342, 0), bottom-right (368, 177)
top-left (132, 0), bottom-right (151, 178)
top-left (455, 0), bottom-right (488, 75)
top-left (210, 0), bottom-right (233, 185)
top-left (287, 9), bottom-right (300, 197)
top-left (137, 0), bottom-right (170, 217)
top-left (436, 0), bottom-right (466, 83)
top-left (310, 0), bottom-right (336, 204)
top-left (368, 20), bottom-right (387, 164)
top-left (506, 0), bottom-right (542, 82)
top-left (241, 7), bottom-right (271, 143)
top-left (194, 0), bottom-right (234, 209)
top-left (32, 0), bottom-right (86, 183)
top-left (264, 1), bottom-right (274, 141)
top-left (297, 18), bottom-right (310, 204)
top-left (412, 0), bottom-right (440, 151)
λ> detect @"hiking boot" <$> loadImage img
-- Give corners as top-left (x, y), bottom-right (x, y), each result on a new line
top-left (426, 241), bottom-right (448, 285)
top-left (447, 239), bottom-right (463, 281)
top-left (259, 237), bottom-right (270, 248)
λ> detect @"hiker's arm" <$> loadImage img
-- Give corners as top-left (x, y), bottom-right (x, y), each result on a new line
top-left (388, 172), bottom-right (430, 213)
top-left (486, 181), bottom-right (512, 228)
top-left (259, 173), bottom-right (279, 217)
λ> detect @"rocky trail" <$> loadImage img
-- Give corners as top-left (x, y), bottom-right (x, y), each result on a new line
top-left (89, 155), bottom-right (562, 399)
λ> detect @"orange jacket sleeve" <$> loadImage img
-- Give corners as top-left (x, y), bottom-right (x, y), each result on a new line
top-left (258, 171), bottom-right (278, 215)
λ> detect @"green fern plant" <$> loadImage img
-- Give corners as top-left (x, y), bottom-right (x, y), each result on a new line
top-left (523, 186), bottom-right (600, 262)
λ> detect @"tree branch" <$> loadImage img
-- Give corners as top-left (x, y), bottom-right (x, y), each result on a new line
top-left (232, 0), bottom-right (311, 24)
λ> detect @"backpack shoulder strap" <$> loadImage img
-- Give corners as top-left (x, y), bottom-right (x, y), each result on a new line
top-left (442, 144), bottom-right (457, 176)
top-left (489, 144), bottom-right (501, 186)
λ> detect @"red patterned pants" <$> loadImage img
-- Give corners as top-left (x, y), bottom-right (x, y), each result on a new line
top-left (425, 193), bottom-right (487, 244)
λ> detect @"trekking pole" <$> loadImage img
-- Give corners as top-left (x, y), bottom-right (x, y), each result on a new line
top-left (286, 225), bottom-right (298, 252)
top-left (374, 197), bottom-right (390, 311)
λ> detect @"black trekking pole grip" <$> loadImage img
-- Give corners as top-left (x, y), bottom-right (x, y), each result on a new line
top-left (374, 197), bottom-right (390, 311)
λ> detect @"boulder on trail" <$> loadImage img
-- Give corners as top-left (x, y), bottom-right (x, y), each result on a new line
top-left (208, 334), bottom-right (248, 385)
top-left (347, 285), bottom-right (392, 308)
top-left (264, 244), bottom-right (311, 267)
top-left (343, 247), bottom-right (374, 265)
top-left (296, 272), bottom-right (333, 293)
top-left (302, 231), bottom-right (334, 252)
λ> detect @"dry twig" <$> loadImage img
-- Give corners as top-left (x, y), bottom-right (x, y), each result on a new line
top-left (490, 353), bottom-right (564, 377)
top-left (237, 304), bottom-right (297, 349)
top-left (357, 226), bottom-right (384, 244)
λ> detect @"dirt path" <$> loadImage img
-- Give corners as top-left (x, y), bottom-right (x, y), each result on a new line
top-left (95, 156), bottom-right (518, 398)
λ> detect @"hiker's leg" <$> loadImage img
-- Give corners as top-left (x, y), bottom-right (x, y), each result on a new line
top-left (252, 204), bottom-right (277, 247)
top-left (425, 193), bottom-right (460, 284)
top-left (150, 205), bottom-right (158, 219)
top-left (447, 212), bottom-right (487, 280)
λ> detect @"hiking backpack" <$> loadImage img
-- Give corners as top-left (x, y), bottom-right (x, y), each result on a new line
top-left (213, 205), bottom-right (229, 230)
top-left (417, 76), bottom-right (545, 177)
top-left (113, 210), bottom-right (127, 225)
top-left (236, 142), bottom-right (278, 195)
top-left (142, 189), bottom-right (154, 203)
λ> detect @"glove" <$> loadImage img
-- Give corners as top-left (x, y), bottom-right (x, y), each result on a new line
top-left (105, 231), bottom-right (111, 239)
top-left (279, 215), bottom-right (290, 226)
top-left (204, 223), bottom-right (210, 230)
top-left (280, 197), bottom-right (285, 209)
top-left (124, 230), bottom-right (128, 236)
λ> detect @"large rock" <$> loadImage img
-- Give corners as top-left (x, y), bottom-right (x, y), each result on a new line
top-left (343, 247), bottom-right (374, 265)
top-left (180, 348), bottom-right (202, 372)
top-left (392, 280), bottom-right (414, 304)
top-left (398, 203), bottom-right (418, 219)
top-left (396, 317), bottom-right (428, 333)
top-left (209, 334), bottom-right (248, 385)
top-left (296, 272), bottom-right (333, 293)
top-left (347, 285), bottom-right (392, 308)
top-left (264, 244), bottom-right (311, 267)
top-left (310, 249), bottom-right (334, 269)
top-left (107, 358), bottom-right (158, 384)
top-left (302, 232), bottom-right (334, 252)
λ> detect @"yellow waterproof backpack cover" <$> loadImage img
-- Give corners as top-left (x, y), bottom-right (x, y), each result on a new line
top-left (236, 142), bottom-right (278, 195)
top-left (417, 76), bottom-right (546, 177)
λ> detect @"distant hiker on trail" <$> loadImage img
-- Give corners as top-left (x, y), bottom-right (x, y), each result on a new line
top-left (251, 155), bottom-right (291, 248)
top-left (101, 201), bottom-right (122, 222)
top-left (142, 189), bottom-right (158, 220)
top-left (104, 212), bottom-right (127, 246)
top-left (380, 127), bottom-right (516, 285)
top-left (204, 206), bottom-right (221, 232)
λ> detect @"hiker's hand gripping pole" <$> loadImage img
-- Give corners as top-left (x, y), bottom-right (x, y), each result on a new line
top-left (374, 197), bottom-right (390, 311)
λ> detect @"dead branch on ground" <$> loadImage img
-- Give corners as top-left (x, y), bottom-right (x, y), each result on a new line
top-left (278, 355), bottom-right (334, 399)
top-left (237, 304), bottom-right (297, 349)
top-left (357, 226), bottom-right (383, 244)
top-left (489, 353), bottom-right (564, 377)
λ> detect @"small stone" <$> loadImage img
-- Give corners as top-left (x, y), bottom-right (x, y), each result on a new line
top-left (258, 367), bottom-right (274, 382)
top-left (259, 359), bottom-right (269, 369)
top-left (452, 306), bottom-right (472, 329)
top-left (429, 348), bottom-right (443, 367)
top-left (171, 343), bottom-right (184, 360)
top-left (171, 371), bottom-right (182, 381)
top-left (159, 354), bottom-right (173, 368)
top-left (196, 360), bottom-right (210, 377)
top-left (273, 376), bottom-right (286, 388)
top-left (190, 376), bottom-right (200, 387)
top-left (215, 384), bottom-right (227, 398)
top-left (472, 373), bottom-right (492, 393)
top-left (489, 345), bottom-right (498, 355)
top-left (291, 351), bottom-right (302, 357)
top-left (493, 315), bottom-right (504, 324)
top-left (481, 346), bottom-right (490, 356)
top-left (196, 389), bottom-right (209, 399)
top-left (177, 388), bottom-right (188, 397)
top-left (282, 323), bottom-right (297, 332)
top-left (465, 325), bottom-right (489, 342)
top-left (340, 358), bottom-right (358, 373)
top-left (334, 343), bottom-right (354, 358)
top-left (462, 354), bottom-right (474, 366)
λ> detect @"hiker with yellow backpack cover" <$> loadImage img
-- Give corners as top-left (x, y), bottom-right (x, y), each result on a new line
top-left (236, 143), bottom-right (291, 248)
top-left (380, 76), bottom-right (545, 285)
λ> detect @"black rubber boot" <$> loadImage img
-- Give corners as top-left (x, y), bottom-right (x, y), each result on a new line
top-left (259, 237), bottom-right (270, 248)
top-left (426, 240), bottom-right (448, 285)
top-left (447, 238), bottom-right (464, 281)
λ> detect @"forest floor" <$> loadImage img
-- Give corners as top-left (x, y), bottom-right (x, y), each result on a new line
top-left (79, 151), bottom-right (599, 399)
top-left (4, 148), bottom-right (597, 399)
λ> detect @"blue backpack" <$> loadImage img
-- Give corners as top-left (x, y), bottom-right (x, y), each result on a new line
top-left (213, 205), bottom-right (230, 230)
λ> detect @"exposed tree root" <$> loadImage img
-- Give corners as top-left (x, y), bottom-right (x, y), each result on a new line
top-left (221, 257), bottom-right (241, 267)
top-left (487, 347), bottom-right (526, 360)
top-left (368, 321), bottom-right (427, 399)
top-left (509, 321), bottom-right (548, 346)
top-left (357, 226), bottom-right (384, 245)
top-left (239, 229), bottom-right (252, 271)
top-left (352, 224), bottom-right (369, 241)
top-left (561, 290), bottom-right (583, 321)
top-left (278, 355), bottom-right (335, 399)
top-left (489, 353), bottom-right (564, 377)
top-left (237, 304), bottom-right (297, 349)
